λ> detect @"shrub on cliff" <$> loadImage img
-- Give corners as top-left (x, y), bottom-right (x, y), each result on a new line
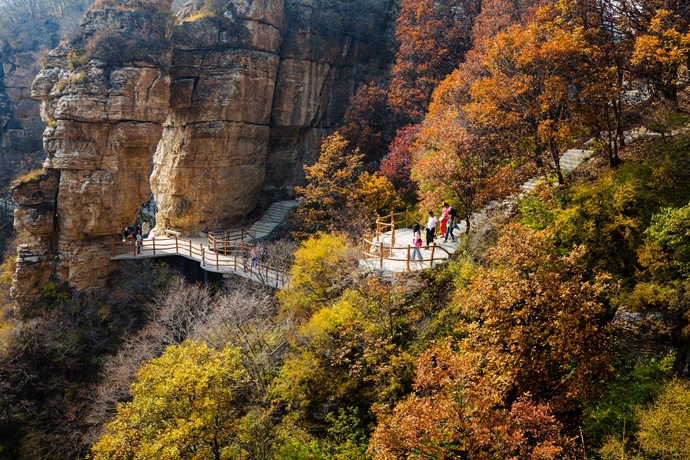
top-left (64, 0), bottom-right (173, 67)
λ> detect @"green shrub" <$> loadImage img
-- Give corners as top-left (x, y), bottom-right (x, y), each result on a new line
top-left (583, 354), bottom-right (675, 453)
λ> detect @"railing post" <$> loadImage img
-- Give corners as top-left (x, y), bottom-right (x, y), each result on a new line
top-left (189, 240), bottom-right (192, 257)
top-left (380, 241), bottom-right (384, 269)
top-left (406, 245), bottom-right (410, 272)
top-left (201, 244), bottom-right (205, 266)
top-left (430, 243), bottom-right (436, 268)
top-left (391, 210), bottom-right (396, 247)
top-left (133, 239), bottom-right (136, 256)
top-left (216, 251), bottom-right (219, 270)
top-left (111, 239), bottom-right (115, 257)
top-left (152, 238), bottom-right (156, 255)
top-left (175, 235), bottom-right (178, 253)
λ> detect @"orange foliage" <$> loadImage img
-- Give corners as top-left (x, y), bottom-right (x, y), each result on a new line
top-left (412, 112), bottom-right (516, 230)
top-left (458, 224), bottom-right (613, 414)
top-left (369, 341), bottom-right (576, 459)
top-left (388, 0), bottom-right (480, 124)
top-left (465, 8), bottom-right (601, 182)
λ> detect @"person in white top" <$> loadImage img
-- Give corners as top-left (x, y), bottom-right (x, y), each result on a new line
top-left (426, 211), bottom-right (439, 245)
top-left (142, 221), bottom-right (150, 238)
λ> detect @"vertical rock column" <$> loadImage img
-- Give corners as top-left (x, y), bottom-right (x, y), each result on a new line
top-left (13, 0), bottom-right (171, 300)
top-left (151, 0), bottom-right (284, 234)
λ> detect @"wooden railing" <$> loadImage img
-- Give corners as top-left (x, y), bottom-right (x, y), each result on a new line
top-left (208, 229), bottom-right (254, 253)
top-left (374, 210), bottom-right (423, 247)
top-left (111, 236), bottom-right (290, 288)
top-left (362, 237), bottom-right (452, 271)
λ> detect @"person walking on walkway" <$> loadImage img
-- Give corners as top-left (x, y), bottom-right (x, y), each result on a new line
top-left (411, 224), bottom-right (423, 262)
top-left (440, 203), bottom-right (450, 237)
top-left (426, 211), bottom-right (438, 245)
top-left (135, 230), bottom-right (143, 254)
top-left (251, 246), bottom-right (259, 268)
top-left (444, 205), bottom-right (459, 242)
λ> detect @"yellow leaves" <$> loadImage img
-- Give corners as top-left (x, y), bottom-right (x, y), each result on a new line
top-left (631, 9), bottom-right (690, 91)
top-left (91, 341), bottom-right (249, 460)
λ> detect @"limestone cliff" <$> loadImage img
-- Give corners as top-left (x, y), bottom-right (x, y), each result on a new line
top-left (14, 0), bottom-right (172, 299)
top-left (153, 0), bottom-right (394, 232)
top-left (13, 0), bottom-right (394, 300)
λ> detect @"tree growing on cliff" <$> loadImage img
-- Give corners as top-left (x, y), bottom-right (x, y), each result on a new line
top-left (411, 105), bottom-right (515, 232)
top-left (455, 223), bottom-right (613, 415)
top-left (292, 133), bottom-right (401, 239)
top-left (379, 124), bottom-right (420, 202)
top-left (340, 83), bottom-right (393, 164)
top-left (368, 341), bottom-right (576, 459)
top-left (465, 9), bottom-right (600, 183)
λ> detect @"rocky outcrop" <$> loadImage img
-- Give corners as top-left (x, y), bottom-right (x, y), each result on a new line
top-left (10, 169), bottom-right (58, 304)
top-left (611, 307), bottom-right (676, 360)
top-left (152, 2), bottom-right (284, 232)
top-left (153, 0), bottom-right (394, 233)
top-left (13, 0), bottom-right (394, 299)
top-left (14, 0), bottom-right (172, 296)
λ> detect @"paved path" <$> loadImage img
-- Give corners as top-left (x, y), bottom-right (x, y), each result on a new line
top-left (111, 236), bottom-right (289, 288)
top-left (109, 199), bottom-right (299, 288)
top-left (110, 149), bottom-right (594, 282)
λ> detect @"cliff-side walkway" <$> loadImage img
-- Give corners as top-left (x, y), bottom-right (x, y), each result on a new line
top-left (362, 148), bottom-right (593, 273)
top-left (110, 149), bottom-right (593, 285)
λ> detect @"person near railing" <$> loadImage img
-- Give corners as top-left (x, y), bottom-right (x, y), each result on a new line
top-left (426, 211), bottom-right (438, 245)
top-left (135, 230), bottom-right (143, 254)
top-left (412, 224), bottom-right (423, 261)
top-left (251, 246), bottom-right (259, 267)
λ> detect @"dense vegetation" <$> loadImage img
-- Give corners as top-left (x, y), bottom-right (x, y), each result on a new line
top-left (2, 0), bottom-right (690, 458)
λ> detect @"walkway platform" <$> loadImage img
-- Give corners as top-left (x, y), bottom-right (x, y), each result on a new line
top-left (110, 236), bottom-right (288, 288)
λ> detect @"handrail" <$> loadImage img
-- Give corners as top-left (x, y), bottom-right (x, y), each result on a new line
top-left (361, 237), bottom-right (452, 271)
top-left (374, 210), bottom-right (424, 247)
top-left (110, 236), bottom-right (290, 287)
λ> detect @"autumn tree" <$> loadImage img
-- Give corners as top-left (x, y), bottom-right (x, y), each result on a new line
top-left (388, 0), bottom-right (480, 124)
top-left (455, 223), bottom-right (613, 414)
top-left (278, 233), bottom-right (361, 320)
top-left (293, 133), bottom-right (401, 239)
top-left (412, 113), bottom-right (515, 232)
top-left (599, 378), bottom-right (690, 459)
top-left (465, 8), bottom-right (602, 183)
top-left (368, 341), bottom-right (576, 459)
top-left (90, 340), bottom-right (251, 460)
top-left (379, 124), bottom-right (420, 201)
top-left (631, 9), bottom-right (690, 103)
top-left (340, 83), bottom-right (393, 164)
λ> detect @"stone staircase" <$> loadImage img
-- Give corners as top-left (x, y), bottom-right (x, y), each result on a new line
top-left (520, 148), bottom-right (592, 193)
top-left (247, 200), bottom-right (298, 240)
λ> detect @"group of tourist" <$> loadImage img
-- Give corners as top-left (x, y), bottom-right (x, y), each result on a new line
top-left (410, 203), bottom-right (461, 261)
top-left (122, 221), bottom-right (151, 255)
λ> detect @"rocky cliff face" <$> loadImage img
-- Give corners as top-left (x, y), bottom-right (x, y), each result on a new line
top-left (153, 0), bottom-right (393, 232)
top-left (0, 49), bottom-right (47, 189)
top-left (13, 0), bottom-right (394, 300)
top-left (13, 0), bottom-right (172, 299)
